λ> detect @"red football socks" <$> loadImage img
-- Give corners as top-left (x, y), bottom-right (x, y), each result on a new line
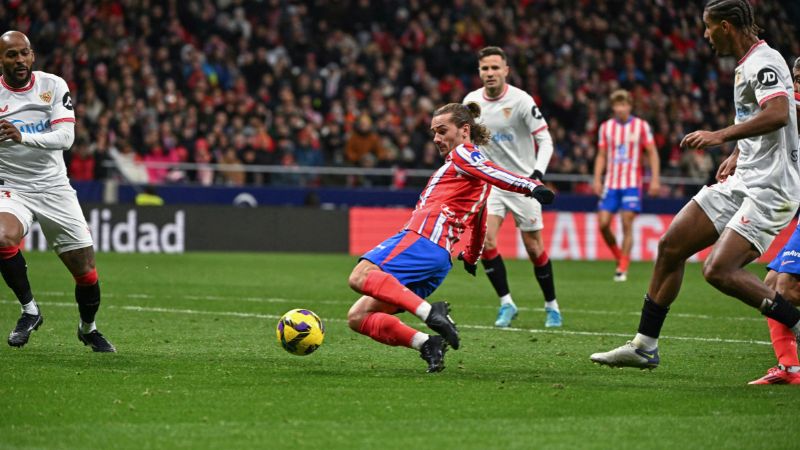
top-left (361, 270), bottom-right (424, 314)
top-left (481, 247), bottom-right (499, 261)
top-left (618, 255), bottom-right (630, 273)
top-left (533, 250), bottom-right (549, 268)
top-left (609, 244), bottom-right (622, 262)
top-left (358, 312), bottom-right (416, 348)
top-left (767, 318), bottom-right (799, 367)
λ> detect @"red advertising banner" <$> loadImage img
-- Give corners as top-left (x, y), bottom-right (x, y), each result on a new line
top-left (349, 207), bottom-right (795, 263)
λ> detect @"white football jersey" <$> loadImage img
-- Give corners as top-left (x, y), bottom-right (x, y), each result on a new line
top-left (463, 84), bottom-right (548, 175)
top-left (732, 41), bottom-right (799, 199)
top-left (0, 71), bottom-right (75, 191)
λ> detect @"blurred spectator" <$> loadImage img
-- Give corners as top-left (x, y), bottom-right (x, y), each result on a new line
top-left (110, 142), bottom-right (149, 184)
top-left (5, 0), bottom-right (797, 194)
top-left (681, 149), bottom-right (715, 181)
top-left (219, 147), bottom-right (245, 186)
top-left (345, 115), bottom-right (385, 166)
top-left (68, 139), bottom-right (94, 181)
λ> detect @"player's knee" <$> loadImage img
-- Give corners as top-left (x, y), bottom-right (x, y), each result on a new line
top-left (347, 305), bottom-right (366, 332)
top-left (348, 265), bottom-right (372, 292)
top-left (484, 236), bottom-right (498, 250)
top-left (776, 275), bottom-right (800, 305)
top-left (347, 271), bottom-right (363, 292)
top-left (621, 222), bottom-right (634, 234)
top-left (0, 226), bottom-right (21, 248)
top-left (764, 270), bottom-right (778, 290)
top-left (525, 241), bottom-right (543, 258)
top-left (657, 233), bottom-right (681, 260)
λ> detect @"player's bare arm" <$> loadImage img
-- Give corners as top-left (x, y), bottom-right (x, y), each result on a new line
top-left (681, 96), bottom-right (789, 149)
top-left (592, 145), bottom-right (607, 196)
top-left (645, 143), bottom-right (660, 196)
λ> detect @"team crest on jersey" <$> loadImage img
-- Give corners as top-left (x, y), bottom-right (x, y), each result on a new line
top-left (39, 91), bottom-right (52, 103)
top-left (502, 107), bottom-right (512, 119)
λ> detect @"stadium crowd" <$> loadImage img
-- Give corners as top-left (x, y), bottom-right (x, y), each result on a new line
top-left (1, 0), bottom-right (799, 194)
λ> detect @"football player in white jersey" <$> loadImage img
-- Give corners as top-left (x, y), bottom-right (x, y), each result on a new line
top-left (591, 0), bottom-right (800, 369)
top-left (0, 31), bottom-right (115, 352)
top-left (463, 46), bottom-right (561, 329)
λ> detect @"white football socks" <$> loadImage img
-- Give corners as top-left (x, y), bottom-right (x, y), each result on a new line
top-left (80, 321), bottom-right (97, 334)
top-left (415, 303), bottom-right (431, 322)
top-left (22, 299), bottom-right (39, 315)
top-left (545, 299), bottom-right (560, 312)
top-left (632, 333), bottom-right (658, 350)
top-left (410, 332), bottom-right (429, 350)
top-left (500, 294), bottom-right (515, 307)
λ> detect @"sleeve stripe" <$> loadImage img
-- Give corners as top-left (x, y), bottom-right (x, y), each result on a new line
top-left (51, 117), bottom-right (76, 125)
top-left (531, 125), bottom-right (549, 135)
top-left (454, 147), bottom-right (513, 184)
top-left (758, 91), bottom-right (789, 107)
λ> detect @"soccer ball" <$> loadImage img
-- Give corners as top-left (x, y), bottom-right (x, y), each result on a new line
top-left (276, 309), bottom-right (325, 356)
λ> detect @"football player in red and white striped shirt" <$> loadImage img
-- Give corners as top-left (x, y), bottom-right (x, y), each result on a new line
top-left (346, 102), bottom-right (553, 372)
top-left (593, 89), bottom-right (660, 281)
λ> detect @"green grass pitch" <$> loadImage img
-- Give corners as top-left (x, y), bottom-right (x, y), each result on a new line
top-left (1, 251), bottom-right (798, 449)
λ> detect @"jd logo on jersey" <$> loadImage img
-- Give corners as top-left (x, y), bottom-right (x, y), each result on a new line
top-left (757, 68), bottom-right (779, 87)
top-left (62, 92), bottom-right (73, 110)
top-left (39, 91), bottom-right (52, 103)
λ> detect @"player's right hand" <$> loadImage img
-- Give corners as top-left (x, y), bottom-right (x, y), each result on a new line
top-left (0, 120), bottom-right (21, 143)
top-left (457, 252), bottom-right (477, 276)
top-left (528, 185), bottom-right (554, 204)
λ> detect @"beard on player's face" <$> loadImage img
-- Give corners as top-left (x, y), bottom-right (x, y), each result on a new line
top-left (3, 58), bottom-right (32, 85)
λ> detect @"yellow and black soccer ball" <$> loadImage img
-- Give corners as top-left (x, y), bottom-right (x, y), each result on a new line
top-left (276, 309), bottom-right (325, 356)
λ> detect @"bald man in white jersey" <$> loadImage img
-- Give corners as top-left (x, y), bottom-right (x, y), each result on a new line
top-left (0, 31), bottom-right (115, 352)
top-left (463, 46), bottom-right (561, 329)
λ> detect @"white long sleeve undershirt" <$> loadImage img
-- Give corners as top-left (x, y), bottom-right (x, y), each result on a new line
top-left (19, 121), bottom-right (75, 151)
top-left (533, 129), bottom-right (554, 175)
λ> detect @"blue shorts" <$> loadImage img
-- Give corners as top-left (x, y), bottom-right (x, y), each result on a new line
top-left (361, 230), bottom-right (452, 300)
top-left (767, 225), bottom-right (800, 275)
top-left (599, 187), bottom-right (642, 213)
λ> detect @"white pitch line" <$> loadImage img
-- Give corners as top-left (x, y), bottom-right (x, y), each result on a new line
top-left (2, 299), bottom-right (771, 347)
top-left (34, 290), bottom-right (765, 323)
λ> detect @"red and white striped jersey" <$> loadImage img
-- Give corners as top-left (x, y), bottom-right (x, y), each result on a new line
top-left (597, 116), bottom-right (654, 190)
top-left (404, 143), bottom-right (540, 262)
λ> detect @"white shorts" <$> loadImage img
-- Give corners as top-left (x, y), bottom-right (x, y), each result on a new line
top-left (486, 188), bottom-right (543, 232)
top-left (0, 187), bottom-right (93, 254)
top-left (693, 179), bottom-right (799, 255)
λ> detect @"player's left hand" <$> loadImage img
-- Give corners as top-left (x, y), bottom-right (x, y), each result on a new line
top-left (531, 170), bottom-right (544, 182)
top-left (527, 184), bottom-right (555, 204)
top-left (457, 252), bottom-right (477, 276)
top-left (0, 120), bottom-right (21, 143)
top-left (680, 130), bottom-right (723, 150)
